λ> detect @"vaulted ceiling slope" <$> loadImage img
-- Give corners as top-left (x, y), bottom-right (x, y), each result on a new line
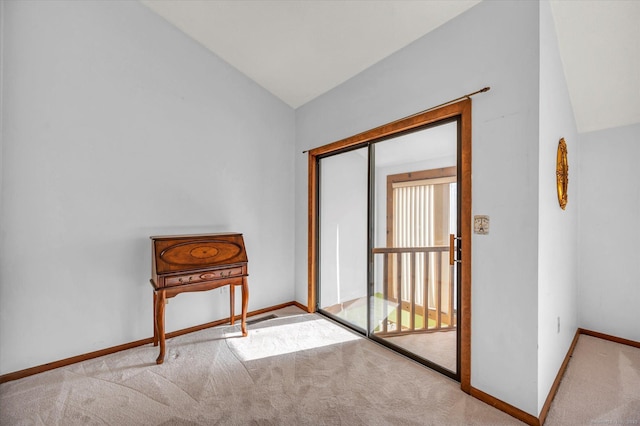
top-left (141, 0), bottom-right (639, 134)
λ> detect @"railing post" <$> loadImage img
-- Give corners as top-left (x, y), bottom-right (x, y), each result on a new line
top-left (424, 251), bottom-right (430, 330)
top-left (436, 252), bottom-right (442, 329)
top-left (410, 252), bottom-right (416, 331)
top-left (396, 253), bottom-right (402, 331)
top-left (382, 253), bottom-right (388, 333)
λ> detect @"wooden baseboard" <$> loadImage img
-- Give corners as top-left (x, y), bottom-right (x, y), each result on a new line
top-left (579, 328), bottom-right (640, 348)
top-left (0, 301), bottom-right (305, 384)
top-left (0, 337), bottom-right (155, 385)
top-left (291, 300), bottom-right (308, 312)
top-left (537, 329), bottom-right (581, 425)
top-left (470, 386), bottom-right (540, 426)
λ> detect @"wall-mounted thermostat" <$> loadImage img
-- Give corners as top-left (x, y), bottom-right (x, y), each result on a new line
top-left (474, 215), bottom-right (489, 235)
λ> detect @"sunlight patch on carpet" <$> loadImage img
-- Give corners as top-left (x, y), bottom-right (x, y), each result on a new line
top-left (225, 316), bottom-right (360, 361)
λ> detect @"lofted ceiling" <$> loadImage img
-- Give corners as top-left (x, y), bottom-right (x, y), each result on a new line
top-left (141, 0), bottom-right (639, 134)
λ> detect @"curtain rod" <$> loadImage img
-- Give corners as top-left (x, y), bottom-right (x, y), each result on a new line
top-left (302, 86), bottom-right (490, 154)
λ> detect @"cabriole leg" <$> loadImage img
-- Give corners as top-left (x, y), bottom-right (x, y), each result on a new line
top-left (152, 291), bottom-right (158, 346)
top-left (229, 283), bottom-right (235, 326)
top-left (155, 290), bottom-right (166, 364)
top-left (241, 277), bottom-right (249, 337)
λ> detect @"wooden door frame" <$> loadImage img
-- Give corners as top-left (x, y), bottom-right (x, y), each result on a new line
top-left (307, 99), bottom-right (472, 393)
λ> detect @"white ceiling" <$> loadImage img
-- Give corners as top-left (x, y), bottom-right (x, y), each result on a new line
top-left (550, 0), bottom-right (640, 133)
top-left (141, 0), bottom-right (640, 134)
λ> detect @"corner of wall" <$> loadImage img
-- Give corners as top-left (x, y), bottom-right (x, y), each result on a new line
top-left (537, 0), bottom-right (580, 415)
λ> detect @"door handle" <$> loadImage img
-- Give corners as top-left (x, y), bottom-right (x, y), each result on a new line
top-left (449, 234), bottom-right (460, 266)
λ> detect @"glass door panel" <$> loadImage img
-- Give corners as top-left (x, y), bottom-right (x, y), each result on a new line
top-left (371, 121), bottom-right (459, 376)
top-left (318, 147), bottom-right (368, 332)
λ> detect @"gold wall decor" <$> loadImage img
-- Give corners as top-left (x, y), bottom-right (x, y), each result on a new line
top-left (556, 138), bottom-right (568, 210)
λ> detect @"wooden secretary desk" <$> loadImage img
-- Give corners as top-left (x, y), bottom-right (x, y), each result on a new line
top-left (150, 233), bottom-right (249, 364)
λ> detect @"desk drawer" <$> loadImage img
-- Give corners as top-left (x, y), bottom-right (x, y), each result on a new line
top-left (164, 267), bottom-right (244, 287)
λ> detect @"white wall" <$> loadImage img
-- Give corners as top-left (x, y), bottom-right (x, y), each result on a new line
top-left (537, 0), bottom-right (580, 414)
top-left (0, 1), bottom-right (295, 375)
top-left (295, 1), bottom-right (542, 416)
top-left (578, 122), bottom-right (640, 342)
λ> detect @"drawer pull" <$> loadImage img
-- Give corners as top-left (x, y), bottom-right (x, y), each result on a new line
top-left (178, 276), bottom-right (193, 283)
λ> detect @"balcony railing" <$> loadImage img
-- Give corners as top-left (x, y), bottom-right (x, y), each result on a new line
top-left (372, 246), bottom-right (455, 337)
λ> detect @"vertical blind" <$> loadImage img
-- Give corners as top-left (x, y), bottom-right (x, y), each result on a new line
top-left (392, 178), bottom-right (456, 312)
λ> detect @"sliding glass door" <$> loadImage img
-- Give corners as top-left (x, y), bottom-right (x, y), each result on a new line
top-left (316, 119), bottom-right (460, 379)
top-left (371, 120), bottom-right (459, 377)
top-left (310, 99), bottom-right (471, 387)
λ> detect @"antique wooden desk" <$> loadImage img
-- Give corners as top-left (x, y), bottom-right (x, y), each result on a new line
top-left (150, 233), bottom-right (249, 364)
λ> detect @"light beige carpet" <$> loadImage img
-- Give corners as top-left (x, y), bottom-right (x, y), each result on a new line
top-left (544, 334), bottom-right (640, 425)
top-left (385, 330), bottom-right (457, 372)
top-left (0, 307), bottom-right (520, 425)
top-left (1, 308), bottom-right (638, 425)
